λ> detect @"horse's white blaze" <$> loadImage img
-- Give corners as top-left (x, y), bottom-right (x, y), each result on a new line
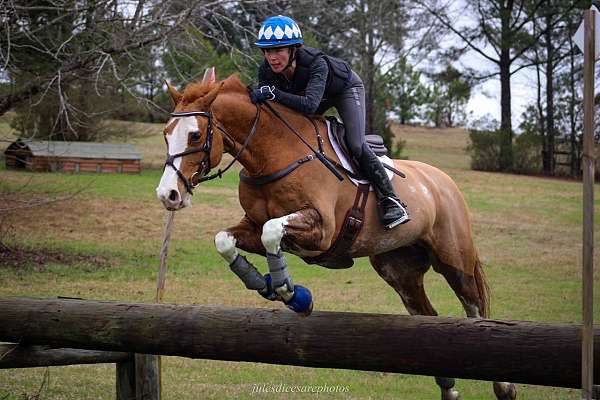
top-left (215, 231), bottom-right (238, 263)
top-left (156, 117), bottom-right (199, 206)
top-left (261, 213), bottom-right (297, 254)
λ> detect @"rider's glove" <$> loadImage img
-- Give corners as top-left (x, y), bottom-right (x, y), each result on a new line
top-left (250, 85), bottom-right (276, 104)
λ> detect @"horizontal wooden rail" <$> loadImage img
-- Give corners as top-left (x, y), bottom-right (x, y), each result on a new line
top-left (0, 298), bottom-right (598, 388)
top-left (0, 344), bottom-right (131, 368)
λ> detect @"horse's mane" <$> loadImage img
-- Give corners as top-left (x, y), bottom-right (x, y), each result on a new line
top-left (182, 74), bottom-right (247, 104)
top-left (180, 73), bottom-right (324, 126)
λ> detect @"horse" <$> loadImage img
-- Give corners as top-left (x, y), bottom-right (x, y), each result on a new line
top-left (156, 69), bottom-right (517, 400)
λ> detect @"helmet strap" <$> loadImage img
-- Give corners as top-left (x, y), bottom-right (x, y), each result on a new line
top-left (283, 46), bottom-right (297, 72)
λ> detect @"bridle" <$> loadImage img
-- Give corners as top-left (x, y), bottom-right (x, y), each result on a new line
top-left (163, 105), bottom-right (261, 195)
top-left (163, 93), bottom-right (346, 197)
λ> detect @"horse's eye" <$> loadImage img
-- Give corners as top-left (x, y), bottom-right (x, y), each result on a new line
top-left (190, 131), bottom-right (201, 142)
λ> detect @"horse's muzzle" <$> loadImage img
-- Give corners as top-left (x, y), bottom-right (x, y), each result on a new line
top-left (157, 188), bottom-right (189, 211)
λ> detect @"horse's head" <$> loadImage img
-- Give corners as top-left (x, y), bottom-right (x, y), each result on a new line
top-left (156, 68), bottom-right (226, 210)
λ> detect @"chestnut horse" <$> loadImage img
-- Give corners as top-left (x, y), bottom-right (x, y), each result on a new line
top-left (156, 71), bottom-right (516, 400)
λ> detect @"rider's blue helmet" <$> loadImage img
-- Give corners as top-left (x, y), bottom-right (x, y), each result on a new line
top-left (255, 15), bottom-right (303, 48)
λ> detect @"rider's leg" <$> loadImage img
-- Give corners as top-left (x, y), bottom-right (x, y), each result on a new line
top-left (335, 72), bottom-right (410, 229)
top-left (358, 143), bottom-right (410, 229)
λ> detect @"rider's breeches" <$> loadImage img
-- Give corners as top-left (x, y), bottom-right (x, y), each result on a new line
top-left (334, 71), bottom-right (366, 158)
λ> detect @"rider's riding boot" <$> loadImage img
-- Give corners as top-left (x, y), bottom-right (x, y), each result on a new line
top-left (357, 143), bottom-right (410, 229)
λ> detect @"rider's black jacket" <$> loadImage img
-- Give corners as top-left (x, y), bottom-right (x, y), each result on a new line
top-left (258, 46), bottom-right (353, 115)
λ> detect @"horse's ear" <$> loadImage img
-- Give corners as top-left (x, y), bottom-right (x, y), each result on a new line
top-left (202, 67), bottom-right (216, 83)
top-left (198, 81), bottom-right (224, 107)
top-left (165, 81), bottom-right (182, 105)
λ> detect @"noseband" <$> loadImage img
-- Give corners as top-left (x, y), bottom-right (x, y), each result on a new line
top-left (164, 105), bottom-right (261, 196)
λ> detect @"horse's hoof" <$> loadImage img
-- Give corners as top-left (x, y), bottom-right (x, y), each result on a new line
top-left (298, 300), bottom-right (313, 317)
top-left (493, 382), bottom-right (516, 400)
top-left (285, 285), bottom-right (313, 316)
top-left (441, 388), bottom-right (460, 400)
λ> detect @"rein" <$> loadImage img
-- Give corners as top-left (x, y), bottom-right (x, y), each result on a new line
top-left (165, 96), bottom-right (348, 194)
top-left (262, 102), bottom-right (345, 182)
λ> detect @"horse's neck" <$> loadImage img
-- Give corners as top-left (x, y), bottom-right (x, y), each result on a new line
top-left (214, 95), bottom-right (317, 176)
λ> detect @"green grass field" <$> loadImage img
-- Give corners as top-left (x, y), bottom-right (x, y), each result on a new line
top-left (0, 121), bottom-right (598, 399)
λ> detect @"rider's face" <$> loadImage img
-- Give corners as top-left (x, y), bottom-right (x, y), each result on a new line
top-left (264, 47), bottom-right (291, 74)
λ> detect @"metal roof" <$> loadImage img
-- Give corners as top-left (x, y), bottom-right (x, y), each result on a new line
top-left (5, 140), bottom-right (143, 160)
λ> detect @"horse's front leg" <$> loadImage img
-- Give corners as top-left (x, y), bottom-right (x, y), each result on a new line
top-left (214, 212), bottom-right (315, 315)
top-left (215, 215), bottom-right (267, 293)
top-left (259, 211), bottom-right (318, 316)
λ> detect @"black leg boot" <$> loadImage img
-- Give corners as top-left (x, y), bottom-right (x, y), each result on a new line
top-left (357, 144), bottom-right (410, 229)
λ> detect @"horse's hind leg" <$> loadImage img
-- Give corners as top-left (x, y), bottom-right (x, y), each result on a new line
top-left (430, 244), bottom-right (516, 400)
top-left (370, 245), bottom-right (435, 316)
top-left (369, 245), bottom-right (460, 400)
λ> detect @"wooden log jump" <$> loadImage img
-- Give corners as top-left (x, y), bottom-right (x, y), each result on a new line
top-left (0, 297), bottom-right (598, 389)
top-left (0, 344), bottom-right (130, 369)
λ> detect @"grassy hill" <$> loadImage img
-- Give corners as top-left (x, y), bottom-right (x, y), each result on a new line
top-left (0, 121), bottom-right (597, 399)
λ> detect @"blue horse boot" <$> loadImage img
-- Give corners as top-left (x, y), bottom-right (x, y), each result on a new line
top-left (259, 274), bottom-right (313, 316)
top-left (283, 284), bottom-right (313, 316)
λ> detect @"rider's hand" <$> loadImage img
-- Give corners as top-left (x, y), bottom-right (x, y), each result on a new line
top-left (250, 85), bottom-right (276, 104)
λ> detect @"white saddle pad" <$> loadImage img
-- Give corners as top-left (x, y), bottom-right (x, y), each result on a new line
top-left (326, 119), bottom-right (395, 188)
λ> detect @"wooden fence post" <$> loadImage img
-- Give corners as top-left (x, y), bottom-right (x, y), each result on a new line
top-left (133, 211), bottom-right (175, 400)
top-left (582, 9), bottom-right (596, 400)
top-left (116, 358), bottom-right (136, 400)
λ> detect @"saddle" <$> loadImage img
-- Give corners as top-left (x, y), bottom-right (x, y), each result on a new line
top-left (325, 116), bottom-right (389, 176)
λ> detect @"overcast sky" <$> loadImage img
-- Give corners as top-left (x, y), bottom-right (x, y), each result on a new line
top-left (453, 4), bottom-right (588, 131)
top-left (462, 54), bottom-right (539, 129)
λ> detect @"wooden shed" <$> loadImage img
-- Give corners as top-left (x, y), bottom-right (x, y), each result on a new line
top-left (4, 140), bottom-right (142, 174)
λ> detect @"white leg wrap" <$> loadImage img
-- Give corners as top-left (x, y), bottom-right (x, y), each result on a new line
top-left (261, 214), bottom-right (295, 255)
top-left (215, 231), bottom-right (239, 264)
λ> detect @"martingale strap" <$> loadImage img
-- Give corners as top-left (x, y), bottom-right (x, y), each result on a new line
top-left (302, 183), bottom-right (371, 269)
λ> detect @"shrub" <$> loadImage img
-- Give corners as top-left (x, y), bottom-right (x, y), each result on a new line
top-left (513, 132), bottom-right (542, 174)
top-left (466, 129), bottom-right (503, 171)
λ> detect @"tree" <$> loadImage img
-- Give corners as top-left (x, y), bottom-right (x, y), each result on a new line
top-left (432, 64), bottom-right (472, 127)
top-left (163, 28), bottom-right (259, 87)
top-left (0, 0), bottom-right (207, 137)
top-left (387, 57), bottom-right (429, 125)
top-left (291, 0), bottom-right (442, 154)
top-left (416, 0), bottom-right (566, 170)
top-left (523, 1), bottom-right (588, 175)
top-left (424, 82), bottom-right (444, 128)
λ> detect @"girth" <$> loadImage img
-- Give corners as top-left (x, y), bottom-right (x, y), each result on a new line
top-left (302, 183), bottom-right (370, 269)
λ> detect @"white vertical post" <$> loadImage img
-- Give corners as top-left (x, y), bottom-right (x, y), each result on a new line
top-left (582, 9), bottom-right (596, 400)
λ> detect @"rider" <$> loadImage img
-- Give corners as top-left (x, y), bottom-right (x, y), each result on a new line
top-left (251, 15), bottom-right (410, 230)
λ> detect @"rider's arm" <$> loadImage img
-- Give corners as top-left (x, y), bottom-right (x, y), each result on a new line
top-left (273, 57), bottom-right (328, 115)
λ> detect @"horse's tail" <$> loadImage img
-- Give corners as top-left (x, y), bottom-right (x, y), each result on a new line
top-left (474, 254), bottom-right (491, 318)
